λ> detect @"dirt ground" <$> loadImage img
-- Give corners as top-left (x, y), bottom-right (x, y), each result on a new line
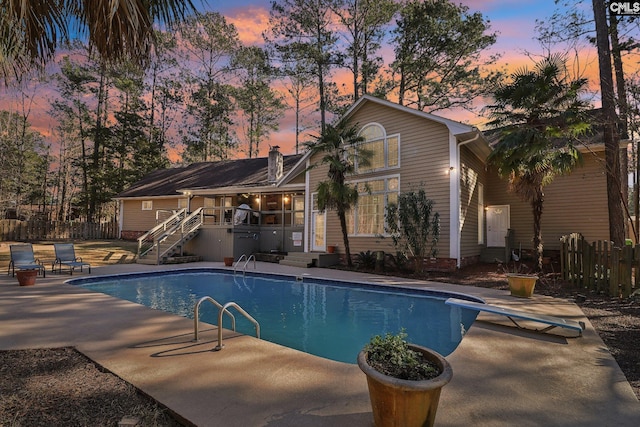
top-left (0, 242), bottom-right (638, 426)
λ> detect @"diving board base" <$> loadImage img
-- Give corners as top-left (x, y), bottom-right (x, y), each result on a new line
top-left (445, 298), bottom-right (585, 337)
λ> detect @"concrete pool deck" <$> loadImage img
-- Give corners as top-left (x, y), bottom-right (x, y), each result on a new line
top-left (1, 262), bottom-right (638, 426)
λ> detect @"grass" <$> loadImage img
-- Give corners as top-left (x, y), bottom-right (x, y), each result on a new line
top-left (0, 239), bottom-right (139, 271)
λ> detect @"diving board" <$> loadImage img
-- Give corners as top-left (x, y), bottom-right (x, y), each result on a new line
top-left (445, 298), bottom-right (585, 337)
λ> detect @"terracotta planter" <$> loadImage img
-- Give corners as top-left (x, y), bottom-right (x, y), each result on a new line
top-left (223, 257), bottom-right (235, 267)
top-left (17, 270), bottom-right (38, 286)
top-left (357, 344), bottom-right (453, 427)
top-left (508, 274), bottom-right (537, 298)
top-left (327, 245), bottom-right (336, 254)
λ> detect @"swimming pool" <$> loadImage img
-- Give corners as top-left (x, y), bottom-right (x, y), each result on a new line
top-left (71, 269), bottom-right (480, 364)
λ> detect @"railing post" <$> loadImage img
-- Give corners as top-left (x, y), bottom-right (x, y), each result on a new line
top-left (610, 247), bottom-right (620, 297)
top-left (634, 244), bottom-right (640, 292)
top-left (621, 244), bottom-right (633, 298)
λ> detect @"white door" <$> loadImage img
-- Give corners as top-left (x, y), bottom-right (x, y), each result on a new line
top-left (311, 193), bottom-right (326, 251)
top-left (486, 205), bottom-right (510, 247)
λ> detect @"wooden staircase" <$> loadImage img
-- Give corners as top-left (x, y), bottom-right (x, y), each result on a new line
top-left (137, 208), bottom-right (204, 265)
top-left (137, 229), bottom-right (200, 264)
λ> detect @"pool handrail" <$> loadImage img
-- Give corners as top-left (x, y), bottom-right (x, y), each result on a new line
top-left (214, 302), bottom-right (260, 351)
top-left (193, 296), bottom-right (236, 341)
top-left (233, 254), bottom-right (247, 275)
top-left (242, 254), bottom-right (256, 276)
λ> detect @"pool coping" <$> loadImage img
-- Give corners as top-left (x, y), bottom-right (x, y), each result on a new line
top-left (1, 261), bottom-right (639, 426)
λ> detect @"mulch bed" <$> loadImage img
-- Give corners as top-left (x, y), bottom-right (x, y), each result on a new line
top-left (0, 347), bottom-right (185, 426)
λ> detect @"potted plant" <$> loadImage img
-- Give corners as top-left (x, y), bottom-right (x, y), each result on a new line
top-left (357, 331), bottom-right (452, 427)
top-left (326, 244), bottom-right (337, 254)
top-left (507, 273), bottom-right (538, 298)
top-left (223, 257), bottom-right (234, 267)
top-left (16, 269), bottom-right (38, 286)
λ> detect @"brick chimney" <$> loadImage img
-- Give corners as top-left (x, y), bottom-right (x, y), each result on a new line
top-left (268, 145), bottom-right (283, 183)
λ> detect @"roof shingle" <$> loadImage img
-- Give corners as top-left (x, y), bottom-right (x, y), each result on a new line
top-left (116, 155), bottom-right (303, 198)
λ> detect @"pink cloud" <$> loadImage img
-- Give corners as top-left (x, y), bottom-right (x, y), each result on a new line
top-left (225, 7), bottom-right (271, 45)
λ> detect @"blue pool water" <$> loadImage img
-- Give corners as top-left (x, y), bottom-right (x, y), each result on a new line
top-left (72, 269), bottom-right (480, 364)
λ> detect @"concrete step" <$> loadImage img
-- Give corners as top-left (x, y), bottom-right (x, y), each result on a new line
top-left (282, 252), bottom-right (318, 261)
top-left (279, 259), bottom-right (315, 268)
top-left (279, 252), bottom-right (320, 268)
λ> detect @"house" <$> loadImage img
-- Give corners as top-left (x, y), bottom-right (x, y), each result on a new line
top-left (115, 95), bottom-right (623, 269)
top-left (115, 148), bottom-right (307, 263)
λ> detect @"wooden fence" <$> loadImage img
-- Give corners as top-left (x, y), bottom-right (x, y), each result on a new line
top-left (0, 219), bottom-right (119, 241)
top-left (560, 233), bottom-right (638, 298)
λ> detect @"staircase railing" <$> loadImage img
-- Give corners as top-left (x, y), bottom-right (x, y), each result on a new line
top-left (137, 209), bottom-right (187, 258)
top-left (156, 207), bottom-right (205, 262)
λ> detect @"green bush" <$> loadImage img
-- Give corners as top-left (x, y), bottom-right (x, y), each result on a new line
top-left (355, 250), bottom-right (377, 269)
top-left (364, 331), bottom-right (439, 381)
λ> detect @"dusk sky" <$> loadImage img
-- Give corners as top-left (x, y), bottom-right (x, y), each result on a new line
top-left (2, 1), bottom-right (606, 159)
top-left (207, 0), bottom-right (602, 155)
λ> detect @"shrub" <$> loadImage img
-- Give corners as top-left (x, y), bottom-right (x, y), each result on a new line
top-left (364, 331), bottom-right (439, 381)
top-left (355, 250), bottom-right (376, 269)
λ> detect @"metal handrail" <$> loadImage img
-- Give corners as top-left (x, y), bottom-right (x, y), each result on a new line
top-left (242, 254), bottom-right (256, 276)
top-left (156, 207), bottom-right (204, 260)
top-left (137, 208), bottom-right (187, 258)
top-left (233, 254), bottom-right (247, 274)
top-left (214, 302), bottom-right (260, 351)
top-left (193, 296), bottom-right (236, 341)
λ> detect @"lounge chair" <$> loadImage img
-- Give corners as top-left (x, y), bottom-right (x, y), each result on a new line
top-left (445, 298), bottom-right (585, 337)
top-left (8, 243), bottom-right (46, 277)
top-left (53, 243), bottom-right (91, 275)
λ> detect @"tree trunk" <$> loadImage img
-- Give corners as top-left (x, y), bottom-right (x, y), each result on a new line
top-left (338, 209), bottom-right (353, 267)
top-left (609, 13), bottom-right (629, 140)
top-left (532, 187), bottom-right (544, 272)
top-left (592, 0), bottom-right (626, 246)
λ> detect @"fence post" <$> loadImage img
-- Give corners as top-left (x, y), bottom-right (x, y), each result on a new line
top-left (634, 245), bottom-right (640, 293)
top-left (610, 248), bottom-right (620, 297)
top-left (621, 245), bottom-right (633, 298)
top-left (584, 243), bottom-right (594, 289)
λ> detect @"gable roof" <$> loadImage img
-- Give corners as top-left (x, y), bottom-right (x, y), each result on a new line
top-left (343, 94), bottom-right (491, 160)
top-left (116, 154), bottom-right (304, 199)
top-left (344, 94), bottom-right (481, 136)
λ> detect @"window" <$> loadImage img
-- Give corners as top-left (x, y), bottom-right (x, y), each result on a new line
top-left (353, 123), bottom-right (400, 173)
top-left (142, 200), bottom-right (152, 211)
top-left (293, 195), bottom-right (305, 226)
top-left (347, 176), bottom-right (399, 236)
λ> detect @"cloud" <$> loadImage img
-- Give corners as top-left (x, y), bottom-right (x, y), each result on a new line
top-left (225, 7), bottom-right (271, 45)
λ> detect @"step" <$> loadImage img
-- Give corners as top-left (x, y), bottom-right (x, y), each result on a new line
top-left (282, 252), bottom-right (319, 262)
top-left (279, 259), bottom-right (315, 268)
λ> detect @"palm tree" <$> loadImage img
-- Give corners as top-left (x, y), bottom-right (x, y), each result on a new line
top-left (0, 0), bottom-right (195, 81)
top-left (305, 120), bottom-right (369, 267)
top-left (487, 54), bottom-right (590, 271)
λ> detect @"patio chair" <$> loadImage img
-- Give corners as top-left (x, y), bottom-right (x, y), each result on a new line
top-left (53, 243), bottom-right (91, 275)
top-left (8, 243), bottom-right (46, 277)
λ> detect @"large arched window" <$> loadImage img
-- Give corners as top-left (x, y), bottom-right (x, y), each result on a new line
top-left (355, 123), bottom-right (400, 173)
